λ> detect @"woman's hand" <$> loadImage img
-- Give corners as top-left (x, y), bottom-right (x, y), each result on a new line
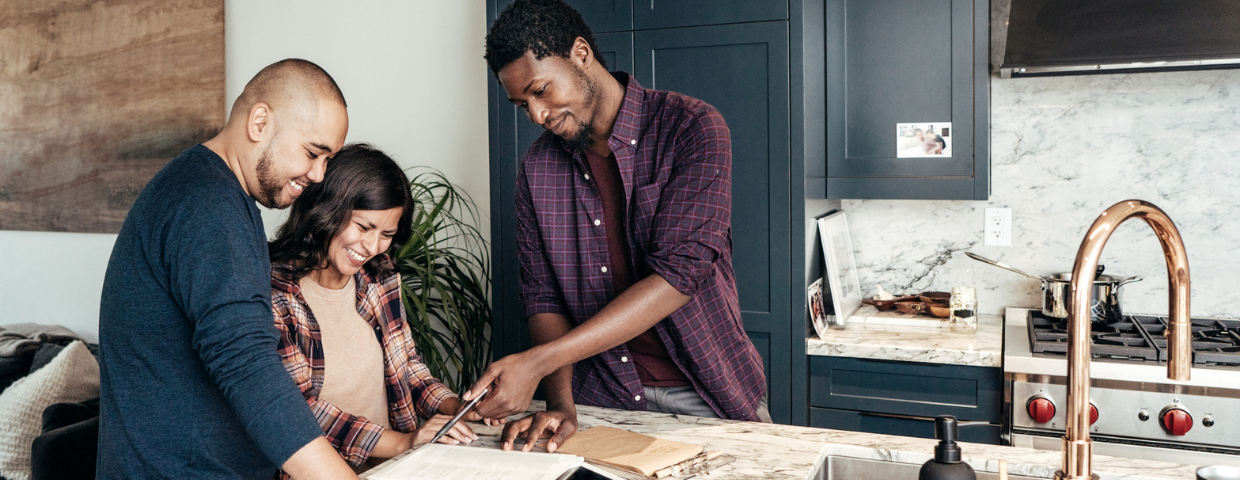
top-left (413, 414), bottom-right (478, 447)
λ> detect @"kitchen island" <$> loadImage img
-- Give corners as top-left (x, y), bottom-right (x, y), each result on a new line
top-left (362, 401), bottom-right (1198, 479)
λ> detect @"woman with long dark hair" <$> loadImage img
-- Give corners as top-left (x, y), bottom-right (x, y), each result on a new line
top-left (268, 144), bottom-right (477, 474)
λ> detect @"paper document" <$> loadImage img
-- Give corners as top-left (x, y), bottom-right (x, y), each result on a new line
top-left (365, 444), bottom-right (583, 480)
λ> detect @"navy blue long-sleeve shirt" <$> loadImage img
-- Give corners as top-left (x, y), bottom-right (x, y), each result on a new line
top-left (98, 145), bottom-right (323, 478)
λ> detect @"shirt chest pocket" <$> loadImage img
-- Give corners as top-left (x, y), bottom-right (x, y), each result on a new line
top-left (629, 183), bottom-right (664, 247)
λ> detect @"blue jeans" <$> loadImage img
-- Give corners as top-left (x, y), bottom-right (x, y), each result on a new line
top-left (643, 385), bottom-right (772, 423)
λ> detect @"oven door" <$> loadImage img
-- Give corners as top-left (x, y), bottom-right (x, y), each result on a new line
top-left (1011, 431), bottom-right (1240, 467)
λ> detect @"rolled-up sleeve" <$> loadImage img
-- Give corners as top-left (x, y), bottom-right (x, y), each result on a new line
top-left (515, 160), bottom-right (571, 318)
top-left (644, 108), bottom-right (733, 297)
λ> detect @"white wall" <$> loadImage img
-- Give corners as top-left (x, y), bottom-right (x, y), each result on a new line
top-left (0, 231), bottom-right (113, 342)
top-left (224, 0), bottom-right (492, 238)
top-left (0, 2), bottom-right (491, 339)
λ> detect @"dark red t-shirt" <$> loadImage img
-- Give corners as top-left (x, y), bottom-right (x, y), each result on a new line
top-left (582, 148), bottom-right (690, 387)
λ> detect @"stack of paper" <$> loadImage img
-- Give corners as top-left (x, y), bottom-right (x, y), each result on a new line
top-left (365, 444), bottom-right (583, 480)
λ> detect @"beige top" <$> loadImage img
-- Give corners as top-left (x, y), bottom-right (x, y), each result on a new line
top-left (300, 276), bottom-right (391, 431)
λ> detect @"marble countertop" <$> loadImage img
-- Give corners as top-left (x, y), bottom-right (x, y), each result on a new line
top-left (363, 401), bottom-right (1199, 479)
top-left (806, 305), bottom-right (1004, 367)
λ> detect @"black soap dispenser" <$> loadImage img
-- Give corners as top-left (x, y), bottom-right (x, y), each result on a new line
top-left (919, 415), bottom-right (976, 480)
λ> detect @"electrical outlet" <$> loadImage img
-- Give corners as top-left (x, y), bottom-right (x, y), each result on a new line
top-left (984, 208), bottom-right (1012, 247)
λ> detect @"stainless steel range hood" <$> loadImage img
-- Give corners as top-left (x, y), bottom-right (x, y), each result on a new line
top-left (996, 0), bottom-right (1240, 78)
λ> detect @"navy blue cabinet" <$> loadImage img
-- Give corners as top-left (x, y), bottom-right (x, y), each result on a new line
top-left (633, 0), bottom-right (788, 30)
top-left (495, 0), bottom-right (632, 33)
top-left (808, 356), bottom-right (1002, 444)
top-left (823, 0), bottom-right (990, 200)
top-left (810, 407), bottom-right (1001, 444)
top-left (633, 21), bottom-right (791, 423)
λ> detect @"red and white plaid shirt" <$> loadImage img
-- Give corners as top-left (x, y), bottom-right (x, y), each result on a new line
top-left (270, 257), bottom-right (455, 473)
top-left (515, 72), bottom-right (766, 421)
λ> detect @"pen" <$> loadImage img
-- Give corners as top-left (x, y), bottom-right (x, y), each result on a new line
top-left (425, 387), bottom-right (488, 447)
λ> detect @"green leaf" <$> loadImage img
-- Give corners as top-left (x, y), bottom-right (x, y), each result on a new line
top-left (395, 167), bottom-right (492, 393)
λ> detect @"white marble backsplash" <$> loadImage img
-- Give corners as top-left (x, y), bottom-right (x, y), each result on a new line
top-left (844, 69), bottom-right (1240, 317)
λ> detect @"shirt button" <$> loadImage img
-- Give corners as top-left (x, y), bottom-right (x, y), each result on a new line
top-left (621, 356), bottom-right (629, 362)
top-left (630, 139), bottom-right (637, 146)
top-left (584, 173), bottom-right (590, 180)
top-left (593, 219), bottom-right (602, 226)
top-left (601, 266), bottom-right (608, 273)
top-left (634, 395), bottom-right (642, 401)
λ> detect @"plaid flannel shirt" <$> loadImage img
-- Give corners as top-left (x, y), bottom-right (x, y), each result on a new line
top-left (271, 256), bottom-right (455, 473)
top-left (515, 72), bottom-right (766, 421)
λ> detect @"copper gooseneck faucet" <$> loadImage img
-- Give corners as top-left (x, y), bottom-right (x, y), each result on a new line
top-left (1057, 200), bottom-right (1193, 480)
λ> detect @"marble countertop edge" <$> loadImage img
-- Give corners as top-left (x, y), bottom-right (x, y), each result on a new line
top-left (805, 310), bottom-right (1004, 367)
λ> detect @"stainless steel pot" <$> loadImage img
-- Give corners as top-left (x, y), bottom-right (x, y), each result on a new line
top-left (965, 252), bottom-right (1142, 323)
top-left (1041, 272), bottom-right (1142, 323)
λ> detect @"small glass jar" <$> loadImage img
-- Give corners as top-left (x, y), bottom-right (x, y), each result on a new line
top-left (948, 286), bottom-right (978, 333)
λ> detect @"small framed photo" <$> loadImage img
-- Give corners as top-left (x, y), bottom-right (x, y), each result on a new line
top-left (808, 278), bottom-right (828, 338)
top-left (896, 122), bottom-right (952, 158)
top-left (817, 211), bottom-right (862, 327)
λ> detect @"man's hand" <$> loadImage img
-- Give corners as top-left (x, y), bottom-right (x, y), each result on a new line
top-left (440, 396), bottom-right (507, 427)
top-left (499, 405), bottom-right (578, 453)
top-left (413, 414), bottom-right (478, 447)
top-left (463, 350), bottom-right (547, 419)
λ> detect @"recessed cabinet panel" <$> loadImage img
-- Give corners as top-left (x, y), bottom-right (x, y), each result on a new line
top-left (633, 21), bottom-right (791, 422)
top-left (634, 22), bottom-right (789, 325)
top-left (825, 0), bottom-right (989, 200)
top-left (843, 0), bottom-right (954, 162)
top-left (634, 0), bottom-right (788, 30)
top-left (495, 0), bottom-right (632, 33)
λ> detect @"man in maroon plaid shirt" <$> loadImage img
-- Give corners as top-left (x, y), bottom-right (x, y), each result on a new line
top-left (465, 0), bottom-right (769, 452)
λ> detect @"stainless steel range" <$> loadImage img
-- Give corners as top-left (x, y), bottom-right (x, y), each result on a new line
top-left (1004, 307), bottom-right (1240, 467)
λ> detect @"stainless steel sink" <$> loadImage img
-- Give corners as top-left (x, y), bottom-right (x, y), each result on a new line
top-left (818, 456), bottom-right (1044, 480)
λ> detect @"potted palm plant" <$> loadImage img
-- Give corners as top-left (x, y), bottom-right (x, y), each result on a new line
top-left (393, 169), bottom-right (490, 392)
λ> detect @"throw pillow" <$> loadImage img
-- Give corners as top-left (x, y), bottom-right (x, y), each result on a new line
top-left (0, 342), bottom-right (99, 480)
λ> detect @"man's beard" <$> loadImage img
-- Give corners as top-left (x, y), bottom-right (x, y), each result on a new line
top-left (254, 145), bottom-right (289, 209)
top-left (560, 121), bottom-right (593, 153)
top-left (558, 67), bottom-right (599, 154)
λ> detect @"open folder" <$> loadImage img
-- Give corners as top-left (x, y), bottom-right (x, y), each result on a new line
top-left (555, 426), bottom-right (716, 478)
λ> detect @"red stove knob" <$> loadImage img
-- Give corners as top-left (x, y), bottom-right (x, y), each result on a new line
top-left (1090, 404), bottom-right (1099, 426)
top-left (1161, 407), bottom-right (1193, 436)
top-left (1027, 397), bottom-right (1056, 424)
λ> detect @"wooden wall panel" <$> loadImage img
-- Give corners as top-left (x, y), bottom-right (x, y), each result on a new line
top-left (0, 0), bottom-right (224, 233)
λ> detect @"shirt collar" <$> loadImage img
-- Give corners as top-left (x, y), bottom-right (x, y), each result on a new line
top-left (607, 71), bottom-right (645, 151)
top-left (271, 255), bottom-right (388, 296)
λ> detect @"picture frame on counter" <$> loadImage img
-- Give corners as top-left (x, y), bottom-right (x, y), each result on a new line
top-left (817, 211), bottom-right (863, 330)
top-left (807, 277), bottom-right (829, 338)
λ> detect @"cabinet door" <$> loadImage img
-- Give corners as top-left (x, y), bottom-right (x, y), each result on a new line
top-left (809, 407), bottom-right (1001, 444)
top-left (488, 33), bottom-right (634, 359)
top-left (808, 356), bottom-right (1002, 423)
top-left (824, 0), bottom-right (989, 200)
top-left (494, 0), bottom-right (632, 33)
top-left (633, 0), bottom-right (787, 30)
top-left (634, 22), bottom-right (791, 423)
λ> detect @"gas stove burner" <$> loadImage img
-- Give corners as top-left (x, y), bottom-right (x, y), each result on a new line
top-left (1028, 311), bottom-right (1240, 366)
